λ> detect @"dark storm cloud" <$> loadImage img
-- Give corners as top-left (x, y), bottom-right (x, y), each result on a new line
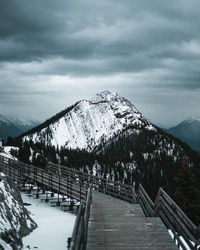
top-left (0, 0), bottom-right (97, 61)
top-left (1, 0), bottom-right (200, 126)
top-left (1, 0), bottom-right (200, 64)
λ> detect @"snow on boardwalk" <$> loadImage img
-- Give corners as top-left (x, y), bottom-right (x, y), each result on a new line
top-left (21, 193), bottom-right (76, 250)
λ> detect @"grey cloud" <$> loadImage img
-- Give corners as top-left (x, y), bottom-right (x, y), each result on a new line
top-left (1, 0), bottom-right (200, 64)
top-left (0, 0), bottom-right (200, 126)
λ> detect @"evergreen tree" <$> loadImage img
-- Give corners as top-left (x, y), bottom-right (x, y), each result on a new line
top-left (175, 158), bottom-right (200, 225)
top-left (18, 141), bottom-right (31, 164)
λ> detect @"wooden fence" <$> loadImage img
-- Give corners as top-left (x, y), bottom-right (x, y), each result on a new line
top-left (138, 184), bottom-right (200, 250)
top-left (137, 184), bottom-right (154, 217)
top-left (47, 162), bottom-right (137, 203)
top-left (68, 184), bottom-right (92, 250)
top-left (0, 155), bottom-right (87, 202)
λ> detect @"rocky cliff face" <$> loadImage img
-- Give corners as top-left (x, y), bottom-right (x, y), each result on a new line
top-left (0, 172), bottom-right (37, 250)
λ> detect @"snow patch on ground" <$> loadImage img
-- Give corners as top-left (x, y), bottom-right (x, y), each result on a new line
top-left (21, 193), bottom-right (76, 250)
top-left (168, 229), bottom-right (199, 250)
top-left (0, 146), bottom-right (18, 160)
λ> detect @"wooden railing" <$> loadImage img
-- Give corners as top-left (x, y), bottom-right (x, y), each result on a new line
top-left (155, 188), bottom-right (200, 250)
top-left (68, 184), bottom-right (92, 250)
top-left (0, 155), bottom-right (87, 202)
top-left (137, 184), bottom-right (154, 217)
top-left (137, 184), bottom-right (200, 250)
top-left (47, 162), bottom-right (137, 203)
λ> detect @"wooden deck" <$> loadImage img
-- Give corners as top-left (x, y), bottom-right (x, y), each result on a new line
top-left (87, 191), bottom-right (178, 250)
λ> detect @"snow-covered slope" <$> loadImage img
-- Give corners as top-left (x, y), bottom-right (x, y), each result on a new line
top-left (23, 91), bottom-right (155, 151)
top-left (0, 146), bottom-right (19, 160)
top-left (0, 173), bottom-right (37, 249)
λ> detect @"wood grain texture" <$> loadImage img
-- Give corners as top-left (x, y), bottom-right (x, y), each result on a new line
top-left (87, 191), bottom-right (178, 250)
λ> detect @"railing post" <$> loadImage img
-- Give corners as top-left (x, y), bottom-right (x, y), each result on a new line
top-left (57, 175), bottom-right (61, 206)
top-left (132, 184), bottom-right (137, 204)
top-left (195, 225), bottom-right (200, 249)
top-left (81, 205), bottom-right (85, 250)
top-left (70, 176), bottom-right (72, 200)
top-left (154, 188), bottom-right (161, 216)
top-left (67, 237), bottom-right (72, 249)
top-left (136, 184), bottom-right (141, 203)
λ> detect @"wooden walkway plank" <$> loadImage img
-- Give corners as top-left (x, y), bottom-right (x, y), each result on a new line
top-left (87, 191), bottom-right (178, 250)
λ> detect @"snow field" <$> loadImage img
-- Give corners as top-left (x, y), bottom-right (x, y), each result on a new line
top-left (21, 192), bottom-right (76, 250)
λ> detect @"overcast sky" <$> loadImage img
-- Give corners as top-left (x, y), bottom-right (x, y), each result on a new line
top-left (0, 0), bottom-right (200, 127)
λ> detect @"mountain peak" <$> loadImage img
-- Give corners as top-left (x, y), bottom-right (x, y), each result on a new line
top-left (187, 113), bottom-right (200, 123)
top-left (89, 91), bottom-right (137, 112)
top-left (23, 91), bottom-right (155, 151)
top-left (89, 90), bottom-right (118, 103)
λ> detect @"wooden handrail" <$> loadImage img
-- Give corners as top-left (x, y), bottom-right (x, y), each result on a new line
top-left (48, 161), bottom-right (133, 189)
top-left (155, 188), bottom-right (200, 250)
top-left (68, 184), bottom-right (92, 250)
top-left (0, 155), bottom-right (88, 201)
top-left (137, 182), bottom-right (200, 250)
top-left (47, 161), bottom-right (136, 204)
top-left (69, 204), bottom-right (84, 250)
top-left (137, 184), bottom-right (154, 217)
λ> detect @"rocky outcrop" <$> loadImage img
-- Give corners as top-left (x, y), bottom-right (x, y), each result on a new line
top-left (0, 172), bottom-right (37, 250)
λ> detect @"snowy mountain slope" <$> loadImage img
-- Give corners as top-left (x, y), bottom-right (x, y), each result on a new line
top-left (0, 173), bottom-right (37, 249)
top-left (22, 91), bottom-right (155, 151)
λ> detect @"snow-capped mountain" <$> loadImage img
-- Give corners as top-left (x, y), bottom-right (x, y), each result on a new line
top-left (0, 114), bottom-right (40, 141)
top-left (187, 113), bottom-right (200, 122)
top-left (7, 114), bottom-right (41, 133)
top-left (12, 118), bottom-right (39, 134)
top-left (166, 114), bottom-right (200, 152)
top-left (22, 91), bottom-right (155, 151)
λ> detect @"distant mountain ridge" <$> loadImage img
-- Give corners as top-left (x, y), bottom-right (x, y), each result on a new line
top-left (0, 115), bottom-right (22, 140)
top-left (166, 114), bottom-right (200, 152)
top-left (0, 114), bottom-right (39, 141)
top-left (22, 91), bottom-right (155, 151)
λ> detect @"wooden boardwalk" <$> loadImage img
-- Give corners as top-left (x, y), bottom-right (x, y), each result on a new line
top-left (87, 191), bottom-right (178, 250)
top-left (1, 155), bottom-right (198, 249)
